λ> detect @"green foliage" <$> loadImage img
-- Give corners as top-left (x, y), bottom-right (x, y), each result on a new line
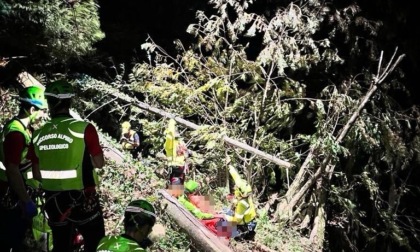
top-left (42, 0), bottom-right (104, 61)
top-left (0, 0), bottom-right (104, 64)
top-left (1, 1), bottom-right (416, 250)
top-left (67, 0), bottom-right (419, 251)
top-left (131, 0), bottom-right (343, 188)
top-left (154, 225), bottom-right (190, 252)
top-left (255, 209), bottom-right (310, 251)
top-left (0, 88), bottom-right (19, 124)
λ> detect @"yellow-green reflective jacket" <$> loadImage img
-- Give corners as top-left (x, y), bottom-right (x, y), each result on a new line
top-left (178, 194), bottom-right (213, 220)
top-left (164, 119), bottom-right (185, 166)
top-left (33, 116), bottom-right (98, 191)
top-left (225, 197), bottom-right (257, 225)
top-left (0, 118), bottom-right (38, 187)
top-left (96, 236), bottom-right (145, 252)
top-left (32, 210), bottom-right (53, 251)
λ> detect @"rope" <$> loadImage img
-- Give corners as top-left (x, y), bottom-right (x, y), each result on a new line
top-left (44, 191), bottom-right (101, 226)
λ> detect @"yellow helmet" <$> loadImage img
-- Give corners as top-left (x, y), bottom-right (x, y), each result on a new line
top-left (121, 121), bottom-right (131, 133)
top-left (121, 121), bottom-right (131, 129)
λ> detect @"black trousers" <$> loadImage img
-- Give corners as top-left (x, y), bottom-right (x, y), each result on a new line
top-left (0, 184), bottom-right (33, 252)
top-left (169, 166), bottom-right (186, 185)
top-left (0, 206), bottom-right (31, 252)
top-left (43, 190), bottom-right (105, 252)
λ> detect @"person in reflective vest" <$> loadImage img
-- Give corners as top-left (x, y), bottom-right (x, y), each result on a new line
top-left (178, 180), bottom-right (218, 220)
top-left (30, 79), bottom-right (105, 252)
top-left (219, 166), bottom-right (257, 240)
top-left (177, 180), bottom-right (227, 237)
top-left (119, 121), bottom-right (141, 158)
top-left (32, 197), bottom-right (53, 252)
top-left (96, 199), bottom-right (157, 252)
top-left (164, 119), bottom-right (189, 185)
top-left (0, 86), bottom-right (47, 251)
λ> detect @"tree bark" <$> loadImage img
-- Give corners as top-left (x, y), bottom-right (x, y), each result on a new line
top-left (17, 72), bottom-right (44, 89)
top-left (276, 150), bottom-right (314, 218)
top-left (158, 189), bottom-right (233, 252)
top-left (309, 179), bottom-right (326, 251)
top-left (101, 145), bottom-right (126, 165)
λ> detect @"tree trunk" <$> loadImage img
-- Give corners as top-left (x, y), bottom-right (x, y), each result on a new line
top-left (107, 90), bottom-right (293, 169)
top-left (276, 150), bottom-right (314, 219)
top-left (309, 178), bottom-right (327, 251)
top-left (275, 50), bottom-right (405, 250)
top-left (17, 72), bottom-right (44, 89)
top-left (158, 189), bottom-right (233, 252)
top-left (101, 145), bottom-right (126, 165)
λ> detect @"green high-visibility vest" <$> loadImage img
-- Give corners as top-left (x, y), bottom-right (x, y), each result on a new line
top-left (32, 202), bottom-right (53, 251)
top-left (164, 119), bottom-right (186, 167)
top-left (33, 117), bottom-right (98, 191)
top-left (0, 118), bottom-right (38, 187)
top-left (96, 236), bottom-right (145, 252)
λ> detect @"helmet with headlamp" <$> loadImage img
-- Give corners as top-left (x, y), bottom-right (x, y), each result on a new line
top-left (45, 79), bottom-right (75, 99)
top-left (125, 199), bottom-right (157, 228)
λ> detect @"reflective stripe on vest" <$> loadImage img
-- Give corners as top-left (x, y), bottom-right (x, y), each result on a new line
top-left (33, 117), bottom-right (91, 191)
top-left (0, 119), bottom-right (32, 182)
top-left (40, 170), bottom-right (77, 179)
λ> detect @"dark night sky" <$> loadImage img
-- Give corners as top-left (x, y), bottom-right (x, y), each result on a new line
top-left (95, 0), bottom-right (207, 63)
top-left (94, 0), bottom-right (419, 104)
top-left (0, 0), bottom-right (416, 100)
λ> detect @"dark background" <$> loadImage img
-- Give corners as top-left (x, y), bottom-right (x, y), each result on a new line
top-left (0, 0), bottom-right (417, 105)
top-left (94, 0), bottom-right (208, 71)
top-left (95, 0), bottom-right (419, 104)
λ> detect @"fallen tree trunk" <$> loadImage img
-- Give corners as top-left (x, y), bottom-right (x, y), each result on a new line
top-left (105, 91), bottom-right (292, 169)
top-left (17, 72), bottom-right (45, 89)
top-left (158, 189), bottom-right (233, 252)
top-left (278, 50), bottom-right (405, 216)
top-left (101, 145), bottom-right (125, 165)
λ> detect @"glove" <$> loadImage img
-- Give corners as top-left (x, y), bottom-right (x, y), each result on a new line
top-left (22, 200), bottom-right (37, 218)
